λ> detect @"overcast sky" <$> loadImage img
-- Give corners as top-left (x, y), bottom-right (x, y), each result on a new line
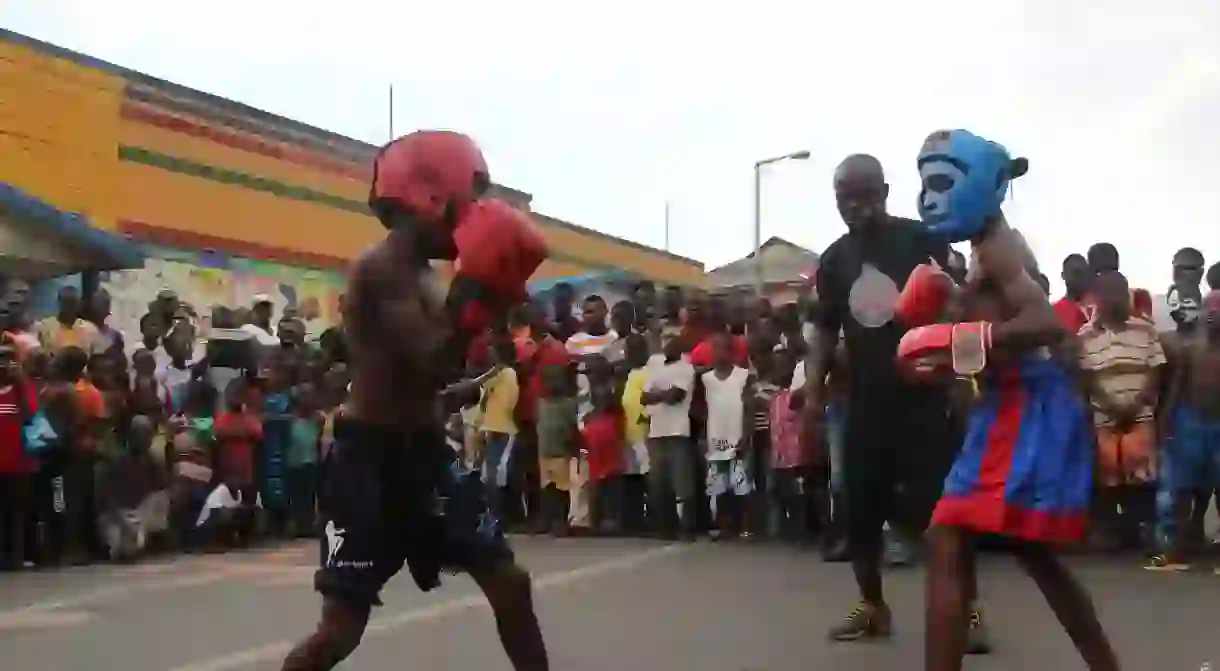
top-left (7, 1), bottom-right (1219, 293)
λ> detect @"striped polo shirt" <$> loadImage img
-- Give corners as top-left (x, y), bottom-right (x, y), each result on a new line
top-left (1078, 317), bottom-right (1166, 427)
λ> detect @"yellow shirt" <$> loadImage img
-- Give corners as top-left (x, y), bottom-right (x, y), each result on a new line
top-left (622, 367), bottom-right (651, 446)
top-left (37, 317), bottom-right (100, 355)
top-left (480, 367), bottom-right (519, 435)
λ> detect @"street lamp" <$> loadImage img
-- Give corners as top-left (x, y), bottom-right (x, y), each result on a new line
top-left (753, 149), bottom-right (811, 295)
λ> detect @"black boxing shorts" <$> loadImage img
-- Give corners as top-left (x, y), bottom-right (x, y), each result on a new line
top-left (313, 420), bottom-right (514, 608)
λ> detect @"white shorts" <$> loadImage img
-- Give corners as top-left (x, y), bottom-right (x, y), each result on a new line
top-left (707, 457), bottom-right (753, 497)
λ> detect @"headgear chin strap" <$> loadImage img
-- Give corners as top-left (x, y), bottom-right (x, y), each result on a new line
top-left (917, 129), bottom-right (1028, 243)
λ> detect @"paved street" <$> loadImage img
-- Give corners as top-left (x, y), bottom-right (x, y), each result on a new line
top-left (1, 536), bottom-right (1218, 670)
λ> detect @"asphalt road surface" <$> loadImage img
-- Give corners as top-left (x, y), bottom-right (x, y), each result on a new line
top-left (2, 536), bottom-right (1218, 670)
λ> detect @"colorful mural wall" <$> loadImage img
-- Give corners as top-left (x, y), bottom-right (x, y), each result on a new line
top-left (100, 247), bottom-right (344, 341)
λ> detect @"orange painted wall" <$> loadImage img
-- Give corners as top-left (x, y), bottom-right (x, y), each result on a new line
top-left (119, 116), bottom-right (368, 201)
top-left (0, 41), bottom-right (124, 230)
top-left (116, 162), bottom-right (381, 262)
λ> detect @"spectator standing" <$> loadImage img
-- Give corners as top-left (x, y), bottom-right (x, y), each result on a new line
top-left (1086, 242), bottom-right (1153, 322)
top-left (88, 289), bottom-right (126, 362)
top-left (0, 345), bottom-right (35, 570)
top-left (583, 383), bottom-right (625, 533)
top-left (37, 286), bottom-right (100, 356)
top-left (479, 339), bottom-right (520, 523)
top-left (619, 334), bottom-right (652, 532)
top-left (59, 347), bottom-right (106, 563)
top-left (214, 383), bottom-right (262, 543)
top-left (1150, 291), bottom-right (1220, 570)
top-left (565, 295), bottom-right (618, 532)
top-left (286, 382), bottom-right (322, 538)
top-left (549, 283), bottom-right (580, 343)
top-left (768, 349), bottom-right (814, 541)
top-left (1078, 271), bottom-right (1166, 550)
top-left (1055, 254), bottom-right (1093, 335)
top-left (642, 331), bottom-right (696, 539)
top-left (701, 332), bottom-right (753, 538)
top-left (535, 364), bottom-right (577, 535)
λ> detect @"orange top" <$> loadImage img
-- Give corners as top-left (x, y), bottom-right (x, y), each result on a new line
top-left (73, 379), bottom-right (106, 453)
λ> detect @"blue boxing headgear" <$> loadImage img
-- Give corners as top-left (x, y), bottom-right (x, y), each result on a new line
top-left (917, 130), bottom-right (1028, 243)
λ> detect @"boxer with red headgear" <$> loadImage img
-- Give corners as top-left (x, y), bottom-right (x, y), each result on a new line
top-left (281, 131), bottom-right (549, 671)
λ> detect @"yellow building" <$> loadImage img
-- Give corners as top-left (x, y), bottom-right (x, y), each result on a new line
top-left (0, 28), bottom-right (704, 335)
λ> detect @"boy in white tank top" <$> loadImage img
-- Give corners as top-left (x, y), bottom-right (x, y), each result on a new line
top-left (701, 332), bottom-right (754, 538)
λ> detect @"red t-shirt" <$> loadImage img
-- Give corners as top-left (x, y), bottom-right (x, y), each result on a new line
top-left (215, 410), bottom-right (263, 486)
top-left (0, 381), bottom-right (36, 474)
top-left (581, 409), bottom-right (625, 482)
top-left (1053, 298), bottom-right (1088, 335)
top-left (688, 335), bottom-right (750, 368)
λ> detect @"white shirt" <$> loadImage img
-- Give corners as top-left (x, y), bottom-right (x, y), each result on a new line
top-left (790, 360), bottom-right (807, 392)
top-left (241, 323), bottom-right (280, 347)
top-left (644, 357), bottom-right (695, 438)
top-left (565, 330), bottom-right (618, 359)
top-left (702, 366), bottom-right (750, 460)
top-left (566, 330), bottom-right (619, 423)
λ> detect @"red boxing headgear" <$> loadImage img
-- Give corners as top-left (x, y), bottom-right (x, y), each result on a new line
top-left (369, 130), bottom-right (490, 248)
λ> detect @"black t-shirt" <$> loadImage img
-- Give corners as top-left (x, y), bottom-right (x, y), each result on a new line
top-left (815, 217), bottom-right (950, 405)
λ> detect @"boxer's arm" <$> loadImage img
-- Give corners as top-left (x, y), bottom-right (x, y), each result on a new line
top-left (975, 225), bottom-right (1063, 349)
top-left (806, 265), bottom-right (842, 409)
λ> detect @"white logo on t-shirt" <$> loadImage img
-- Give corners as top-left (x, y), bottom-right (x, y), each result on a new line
top-left (324, 520), bottom-right (345, 568)
top-left (848, 263), bottom-right (899, 328)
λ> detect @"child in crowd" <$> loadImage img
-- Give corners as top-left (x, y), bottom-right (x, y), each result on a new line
top-left (1078, 271), bottom-right (1166, 552)
top-left (619, 334), bottom-right (652, 533)
top-left (212, 381), bottom-right (262, 548)
top-left (99, 415), bottom-right (168, 561)
top-left (480, 339), bottom-right (519, 522)
top-left (0, 345), bottom-right (35, 570)
top-left (571, 354), bottom-right (614, 533)
top-left (1151, 290), bottom-right (1220, 570)
top-left (583, 383), bottom-right (625, 533)
top-left (702, 331), bottom-right (753, 539)
top-left (768, 349), bottom-right (813, 541)
top-left (259, 368), bottom-right (292, 537)
top-left (158, 328), bottom-right (195, 413)
top-left (286, 382), bottom-right (322, 537)
top-left (747, 342), bottom-right (779, 537)
top-left (535, 363), bottom-right (577, 536)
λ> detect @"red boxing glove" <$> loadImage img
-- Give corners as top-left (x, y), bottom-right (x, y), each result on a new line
top-left (896, 322), bottom-right (992, 381)
top-left (895, 262), bottom-right (957, 328)
top-left (450, 198), bottom-right (549, 333)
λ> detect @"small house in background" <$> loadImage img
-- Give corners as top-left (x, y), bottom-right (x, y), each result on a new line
top-left (705, 237), bottom-right (819, 304)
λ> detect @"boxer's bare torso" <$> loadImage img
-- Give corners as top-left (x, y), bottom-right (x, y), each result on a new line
top-left (969, 220), bottom-right (1058, 346)
top-left (345, 233), bottom-right (451, 433)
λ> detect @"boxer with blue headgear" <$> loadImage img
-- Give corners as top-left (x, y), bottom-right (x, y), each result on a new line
top-left (901, 131), bottom-right (1121, 671)
top-left (916, 130), bottom-right (1029, 244)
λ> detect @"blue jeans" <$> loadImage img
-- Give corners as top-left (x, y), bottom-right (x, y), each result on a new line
top-left (826, 404), bottom-right (846, 493)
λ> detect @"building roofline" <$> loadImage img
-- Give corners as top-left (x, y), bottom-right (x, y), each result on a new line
top-left (530, 212), bottom-right (703, 268)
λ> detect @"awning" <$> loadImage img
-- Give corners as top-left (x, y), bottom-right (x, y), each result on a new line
top-left (529, 269), bottom-right (636, 298)
top-left (0, 182), bottom-right (146, 277)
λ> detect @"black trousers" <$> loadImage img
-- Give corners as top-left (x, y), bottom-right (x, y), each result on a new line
top-left (0, 473), bottom-right (32, 569)
top-left (842, 396), bottom-right (957, 559)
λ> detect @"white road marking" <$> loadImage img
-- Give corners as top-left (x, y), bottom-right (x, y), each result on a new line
top-left (168, 543), bottom-right (690, 671)
top-left (0, 546), bottom-right (311, 616)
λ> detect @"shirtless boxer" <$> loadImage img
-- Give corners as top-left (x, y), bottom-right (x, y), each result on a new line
top-left (281, 131), bottom-right (549, 670)
top-left (897, 129), bottom-right (1119, 670)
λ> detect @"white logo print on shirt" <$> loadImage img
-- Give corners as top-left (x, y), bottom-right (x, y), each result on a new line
top-left (324, 520), bottom-right (345, 568)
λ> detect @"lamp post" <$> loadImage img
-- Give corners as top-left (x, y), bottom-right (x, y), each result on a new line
top-left (753, 149), bottom-right (811, 296)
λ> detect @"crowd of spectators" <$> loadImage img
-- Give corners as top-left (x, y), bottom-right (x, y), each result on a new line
top-left (1, 237), bottom-right (1218, 573)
